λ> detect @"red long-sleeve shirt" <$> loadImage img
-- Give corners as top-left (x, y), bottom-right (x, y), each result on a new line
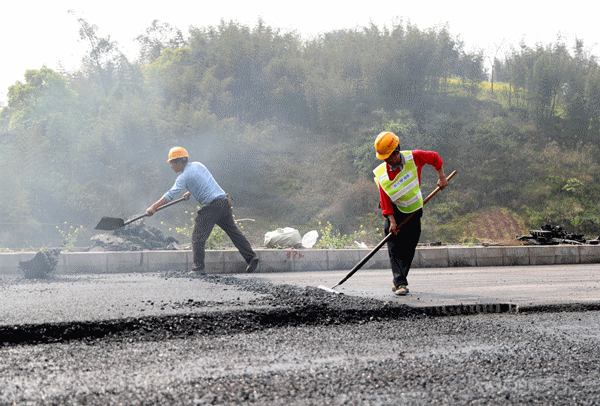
top-left (378, 150), bottom-right (443, 216)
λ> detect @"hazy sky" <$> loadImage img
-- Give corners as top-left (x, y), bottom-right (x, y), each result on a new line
top-left (1, 0), bottom-right (598, 104)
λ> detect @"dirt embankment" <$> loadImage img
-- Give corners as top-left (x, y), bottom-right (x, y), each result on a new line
top-left (463, 207), bottom-right (527, 244)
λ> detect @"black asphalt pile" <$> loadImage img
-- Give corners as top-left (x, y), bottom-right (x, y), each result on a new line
top-left (88, 220), bottom-right (181, 251)
top-left (18, 248), bottom-right (62, 279)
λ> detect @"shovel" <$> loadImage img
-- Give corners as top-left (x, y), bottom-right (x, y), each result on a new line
top-left (94, 196), bottom-right (187, 231)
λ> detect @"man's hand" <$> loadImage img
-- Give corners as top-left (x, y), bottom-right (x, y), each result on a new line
top-left (388, 216), bottom-right (399, 235)
top-left (437, 166), bottom-right (448, 190)
top-left (437, 176), bottom-right (448, 190)
top-left (183, 192), bottom-right (191, 200)
top-left (146, 197), bottom-right (167, 217)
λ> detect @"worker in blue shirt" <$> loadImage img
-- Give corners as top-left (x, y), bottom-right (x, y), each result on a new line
top-left (147, 147), bottom-right (259, 274)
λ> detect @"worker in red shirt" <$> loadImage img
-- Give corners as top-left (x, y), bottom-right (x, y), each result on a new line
top-left (373, 131), bottom-right (448, 296)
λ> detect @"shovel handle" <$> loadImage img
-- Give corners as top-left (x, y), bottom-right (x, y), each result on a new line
top-left (123, 196), bottom-right (187, 226)
top-left (333, 170), bottom-right (457, 288)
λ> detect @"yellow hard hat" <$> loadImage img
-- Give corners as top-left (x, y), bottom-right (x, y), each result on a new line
top-left (374, 132), bottom-right (399, 160)
top-left (167, 147), bottom-right (189, 162)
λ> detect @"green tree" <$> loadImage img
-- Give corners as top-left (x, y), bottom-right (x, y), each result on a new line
top-left (4, 66), bottom-right (76, 126)
top-left (72, 12), bottom-right (124, 97)
top-left (135, 20), bottom-right (186, 64)
top-left (561, 40), bottom-right (590, 147)
top-left (528, 50), bottom-right (564, 122)
top-left (585, 65), bottom-right (600, 143)
top-left (143, 47), bottom-right (198, 106)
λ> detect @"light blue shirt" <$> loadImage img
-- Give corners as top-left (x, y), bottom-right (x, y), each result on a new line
top-left (162, 162), bottom-right (226, 205)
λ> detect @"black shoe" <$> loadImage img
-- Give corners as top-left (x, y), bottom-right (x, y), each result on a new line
top-left (246, 257), bottom-right (259, 273)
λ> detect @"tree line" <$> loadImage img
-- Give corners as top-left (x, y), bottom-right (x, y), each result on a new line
top-left (1, 17), bottom-right (598, 248)
top-left (493, 39), bottom-right (600, 148)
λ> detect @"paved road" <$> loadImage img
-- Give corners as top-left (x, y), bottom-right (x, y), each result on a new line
top-left (238, 263), bottom-right (600, 308)
top-left (2, 264), bottom-right (600, 405)
top-left (0, 272), bottom-right (269, 326)
top-left (2, 264), bottom-right (600, 327)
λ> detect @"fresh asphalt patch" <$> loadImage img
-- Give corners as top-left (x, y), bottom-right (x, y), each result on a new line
top-left (1, 272), bottom-right (598, 347)
top-left (0, 273), bottom-right (420, 346)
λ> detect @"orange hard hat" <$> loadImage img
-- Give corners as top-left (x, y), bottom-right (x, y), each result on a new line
top-left (167, 146), bottom-right (189, 162)
top-left (374, 132), bottom-right (399, 160)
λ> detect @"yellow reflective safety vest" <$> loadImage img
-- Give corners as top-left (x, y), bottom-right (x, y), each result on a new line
top-left (373, 151), bottom-right (423, 214)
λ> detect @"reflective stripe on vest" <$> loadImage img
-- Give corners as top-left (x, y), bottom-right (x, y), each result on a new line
top-left (373, 151), bottom-right (424, 214)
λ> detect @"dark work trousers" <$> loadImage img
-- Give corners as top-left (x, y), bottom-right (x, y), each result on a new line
top-left (384, 207), bottom-right (422, 287)
top-left (191, 197), bottom-right (256, 272)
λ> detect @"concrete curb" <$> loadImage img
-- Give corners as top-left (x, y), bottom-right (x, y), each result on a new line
top-left (2, 244), bottom-right (600, 275)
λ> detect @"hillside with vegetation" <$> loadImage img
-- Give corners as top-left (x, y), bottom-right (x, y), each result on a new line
top-left (1, 17), bottom-right (599, 249)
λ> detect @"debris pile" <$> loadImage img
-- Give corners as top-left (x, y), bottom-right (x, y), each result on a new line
top-left (19, 248), bottom-right (62, 279)
top-left (88, 220), bottom-right (181, 251)
top-left (517, 224), bottom-right (599, 245)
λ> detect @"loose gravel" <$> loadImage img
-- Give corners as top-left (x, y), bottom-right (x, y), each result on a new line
top-left (1, 273), bottom-right (600, 405)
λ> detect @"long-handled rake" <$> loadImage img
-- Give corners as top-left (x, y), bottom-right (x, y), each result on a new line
top-left (318, 170), bottom-right (457, 294)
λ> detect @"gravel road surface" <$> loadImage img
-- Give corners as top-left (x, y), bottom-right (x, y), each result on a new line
top-left (1, 271), bottom-right (600, 405)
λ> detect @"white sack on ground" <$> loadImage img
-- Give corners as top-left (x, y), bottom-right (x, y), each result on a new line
top-left (264, 227), bottom-right (302, 248)
top-left (302, 230), bottom-right (319, 248)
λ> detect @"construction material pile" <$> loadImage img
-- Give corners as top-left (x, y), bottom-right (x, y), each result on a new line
top-left (88, 220), bottom-right (181, 251)
top-left (19, 248), bottom-right (62, 279)
top-left (517, 224), bottom-right (599, 245)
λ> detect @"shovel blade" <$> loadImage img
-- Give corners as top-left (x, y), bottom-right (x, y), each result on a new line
top-left (95, 217), bottom-right (125, 231)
